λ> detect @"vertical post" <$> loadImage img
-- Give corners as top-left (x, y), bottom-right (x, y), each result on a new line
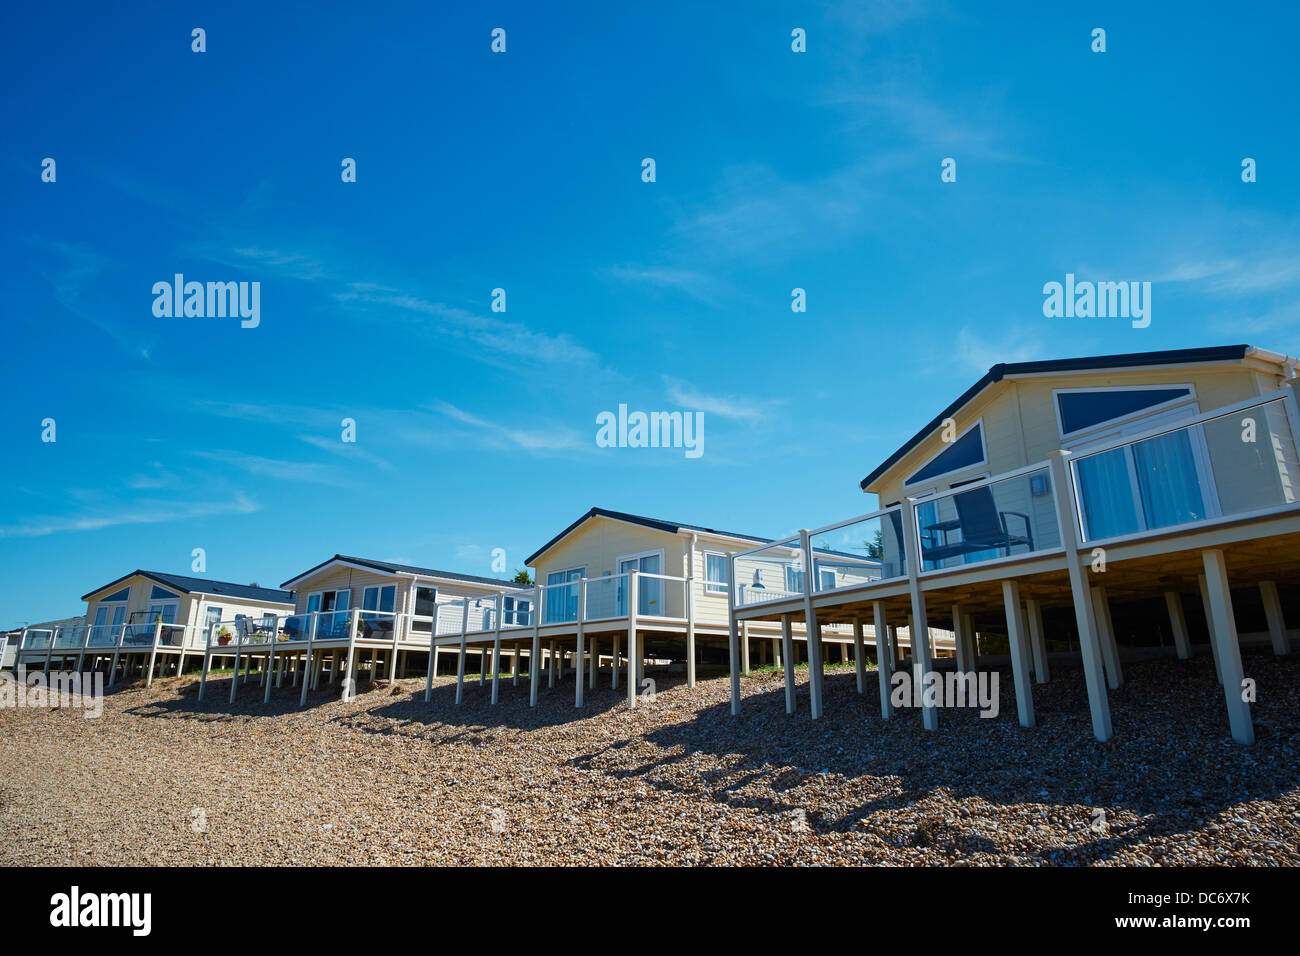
top-left (1198, 573), bottom-right (1225, 684)
top-left (611, 633), bottom-right (620, 689)
top-left (1202, 549), bottom-right (1254, 744)
top-left (741, 621), bottom-right (751, 676)
top-left (798, 530), bottom-right (825, 719)
top-left (198, 623), bottom-right (214, 701)
top-left (686, 576), bottom-right (697, 688)
top-left (1259, 581), bottom-right (1290, 656)
top-left (588, 633), bottom-right (596, 689)
top-left (575, 579), bottom-right (587, 708)
top-left (108, 624), bottom-right (125, 687)
top-left (1026, 598), bottom-right (1048, 684)
top-left (952, 605), bottom-right (969, 676)
top-left (425, 607), bottom-right (438, 703)
top-left (74, 622), bottom-right (91, 673)
top-left (340, 609), bottom-right (359, 702)
top-left (1046, 450), bottom-right (1112, 741)
top-left (873, 601), bottom-right (892, 720)
top-left (513, 642), bottom-right (521, 686)
top-left (529, 586), bottom-right (542, 707)
top-left (1090, 586), bottom-right (1123, 689)
top-left (1002, 581), bottom-right (1035, 727)
top-left (299, 613), bottom-right (318, 706)
top-left (228, 622), bottom-right (243, 704)
top-left (1164, 591), bottom-right (1192, 660)
top-left (491, 593), bottom-right (504, 705)
top-left (547, 640), bottom-right (557, 688)
top-left (43, 626), bottom-right (57, 676)
top-left (852, 615), bottom-right (866, 694)
top-left (780, 613), bottom-right (795, 714)
top-left (727, 554), bottom-right (740, 715)
top-left (264, 617), bottom-right (278, 703)
top-left (627, 569), bottom-right (640, 710)
top-left (897, 507), bottom-right (937, 731)
top-left (455, 599), bottom-right (469, 706)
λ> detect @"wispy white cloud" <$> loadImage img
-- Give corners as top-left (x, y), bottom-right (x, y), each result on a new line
top-left (191, 450), bottom-right (351, 486)
top-left (296, 434), bottom-right (393, 470)
top-left (955, 325), bottom-right (1045, 373)
top-left (606, 265), bottom-right (736, 307)
top-left (31, 237), bottom-right (158, 359)
top-left (663, 378), bottom-right (774, 425)
top-left (0, 495), bottom-right (259, 539)
top-left (429, 402), bottom-right (589, 453)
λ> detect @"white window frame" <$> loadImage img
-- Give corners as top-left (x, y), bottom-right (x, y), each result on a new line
top-left (1053, 383), bottom-right (1198, 443)
top-left (546, 567), bottom-right (585, 623)
top-left (615, 548), bottom-right (666, 616)
top-left (903, 418), bottom-right (988, 489)
top-left (306, 589), bottom-right (350, 613)
top-left (702, 550), bottom-right (729, 594)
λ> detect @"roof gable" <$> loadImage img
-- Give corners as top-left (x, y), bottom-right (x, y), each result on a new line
top-left (525, 508), bottom-right (772, 566)
top-left (280, 555), bottom-right (525, 591)
top-left (82, 570), bottom-right (294, 604)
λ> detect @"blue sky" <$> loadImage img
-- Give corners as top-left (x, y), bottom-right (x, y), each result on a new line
top-left (2, 1), bottom-right (1298, 626)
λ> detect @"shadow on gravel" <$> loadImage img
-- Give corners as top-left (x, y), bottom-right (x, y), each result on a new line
top-left (563, 649), bottom-right (1300, 864)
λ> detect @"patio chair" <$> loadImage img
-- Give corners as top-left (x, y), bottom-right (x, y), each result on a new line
top-left (921, 485), bottom-right (1034, 562)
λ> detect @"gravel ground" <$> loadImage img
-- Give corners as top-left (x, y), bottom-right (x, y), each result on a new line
top-left (1, 649), bottom-right (1297, 865)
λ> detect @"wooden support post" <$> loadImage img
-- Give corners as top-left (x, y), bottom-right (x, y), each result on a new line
top-left (852, 616), bottom-right (866, 694)
top-left (1046, 450), bottom-right (1112, 741)
top-left (628, 569), bottom-right (640, 710)
top-left (1090, 585), bottom-right (1123, 689)
top-left (1202, 549), bottom-right (1254, 744)
top-left (1199, 573), bottom-right (1224, 684)
top-left (780, 614), bottom-right (795, 715)
top-left (873, 601), bottom-right (892, 720)
top-left (1165, 591), bottom-right (1192, 660)
top-left (575, 579), bottom-right (587, 708)
top-left (529, 586), bottom-right (542, 707)
top-left (1260, 581), bottom-right (1290, 656)
top-left (1026, 598), bottom-right (1048, 684)
top-left (455, 599), bottom-right (469, 706)
top-left (1002, 581), bottom-right (1035, 727)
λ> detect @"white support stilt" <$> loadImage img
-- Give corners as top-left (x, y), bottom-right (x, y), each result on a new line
top-left (1260, 580), bottom-right (1290, 656)
top-left (1201, 549), bottom-right (1254, 744)
top-left (145, 621), bottom-right (162, 689)
top-left (898, 507), bottom-right (937, 731)
top-left (1026, 598), bottom-right (1048, 684)
top-left (198, 649), bottom-right (212, 702)
top-left (512, 644), bottom-right (521, 686)
top-left (575, 579), bottom-right (587, 708)
top-left (340, 610), bottom-right (359, 703)
top-left (1164, 591), bottom-right (1191, 660)
top-left (798, 530), bottom-right (824, 720)
top-left (1046, 451), bottom-right (1112, 741)
top-left (455, 599), bottom-right (469, 706)
top-left (1198, 573), bottom-right (1224, 684)
top-left (961, 613), bottom-right (976, 670)
top-left (628, 569), bottom-right (640, 710)
top-left (300, 614), bottom-right (318, 707)
top-left (873, 601), bottom-right (892, 720)
top-left (588, 635), bottom-right (596, 690)
top-left (780, 614), bottom-right (795, 715)
top-left (491, 593), bottom-right (504, 706)
top-left (952, 604), bottom-right (970, 676)
top-left (1090, 585), bottom-right (1123, 689)
top-left (741, 620), bottom-right (750, 676)
top-left (1002, 581), bottom-right (1035, 727)
top-left (611, 634), bottom-right (621, 690)
top-left (424, 614), bottom-right (437, 703)
top-left (529, 586), bottom-right (541, 707)
top-left (228, 631), bottom-right (243, 704)
top-left (547, 640), bottom-right (557, 689)
top-left (264, 634), bottom-right (277, 703)
top-left (852, 616), bottom-right (866, 694)
top-left (685, 576), bottom-right (697, 688)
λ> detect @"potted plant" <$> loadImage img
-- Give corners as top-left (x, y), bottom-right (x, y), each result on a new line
top-left (216, 626), bottom-right (232, 646)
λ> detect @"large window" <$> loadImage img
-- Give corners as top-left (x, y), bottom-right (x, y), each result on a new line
top-left (410, 586), bottom-right (437, 632)
top-left (1055, 385), bottom-right (1194, 439)
top-left (704, 552), bottom-right (729, 594)
top-left (905, 422), bottom-right (987, 486)
top-left (546, 568), bottom-right (583, 623)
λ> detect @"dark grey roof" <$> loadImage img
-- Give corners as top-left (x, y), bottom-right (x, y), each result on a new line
top-left (859, 345), bottom-right (1252, 491)
top-left (526, 508), bottom-right (772, 565)
top-left (81, 571), bottom-right (294, 604)
top-left (281, 555), bottom-right (527, 590)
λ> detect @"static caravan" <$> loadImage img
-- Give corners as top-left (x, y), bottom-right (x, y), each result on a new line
top-left (12, 571), bottom-right (293, 684)
top-left (199, 554), bottom-right (526, 704)
top-left (730, 344), bottom-right (1300, 744)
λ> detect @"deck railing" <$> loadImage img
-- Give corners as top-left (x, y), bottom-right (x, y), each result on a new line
top-left (1070, 394), bottom-right (1300, 544)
